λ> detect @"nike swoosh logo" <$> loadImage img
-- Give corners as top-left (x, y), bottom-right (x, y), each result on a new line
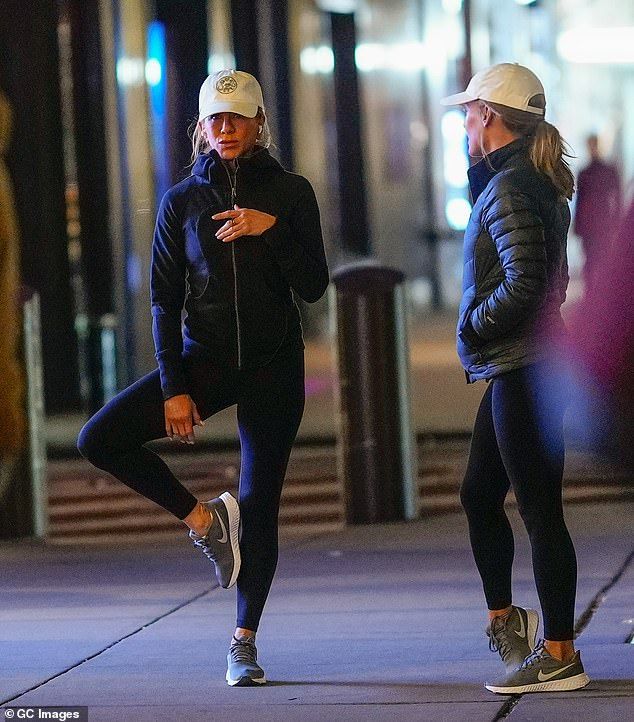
top-left (215, 514), bottom-right (228, 544)
top-left (537, 663), bottom-right (576, 682)
top-left (514, 613), bottom-right (526, 639)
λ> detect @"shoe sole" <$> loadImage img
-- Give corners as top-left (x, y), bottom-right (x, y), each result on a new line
top-left (219, 491), bottom-right (241, 589)
top-left (226, 674), bottom-right (267, 687)
top-left (485, 672), bottom-right (590, 694)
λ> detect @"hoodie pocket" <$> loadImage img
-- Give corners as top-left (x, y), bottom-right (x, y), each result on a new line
top-left (186, 268), bottom-right (210, 300)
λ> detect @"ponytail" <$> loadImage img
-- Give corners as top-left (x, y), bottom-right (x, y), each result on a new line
top-left (484, 99), bottom-right (575, 200)
top-left (529, 120), bottom-right (575, 200)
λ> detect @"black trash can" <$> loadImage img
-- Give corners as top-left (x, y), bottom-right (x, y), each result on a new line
top-left (332, 260), bottom-right (417, 524)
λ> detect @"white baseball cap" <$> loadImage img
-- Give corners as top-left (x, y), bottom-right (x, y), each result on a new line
top-left (199, 70), bottom-right (264, 119)
top-left (440, 63), bottom-right (545, 116)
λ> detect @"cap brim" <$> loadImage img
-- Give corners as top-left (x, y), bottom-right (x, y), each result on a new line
top-left (439, 91), bottom-right (475, 107)
top-left (199, 101), bottom-right (259, 119)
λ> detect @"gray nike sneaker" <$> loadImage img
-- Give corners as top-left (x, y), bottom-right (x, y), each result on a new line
top-left (189, 492), bottom-right (240, 588)
top-left (226, 636), bottom-right (267, 687)
top-left (485, 641), bottom-right (590, 694)
top-left (486, 606), bottom-right (539, 669)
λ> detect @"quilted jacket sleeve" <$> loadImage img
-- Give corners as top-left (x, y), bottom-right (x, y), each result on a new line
top-left (469, 186), bottom-right (547, 342)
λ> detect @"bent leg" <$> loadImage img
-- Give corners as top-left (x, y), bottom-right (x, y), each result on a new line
top-left (460, 381), bottom-right (515, 610)
top-left (78, 357), bottom-right (237, 520)
top-left (77, 368), bottom-right (199, 518)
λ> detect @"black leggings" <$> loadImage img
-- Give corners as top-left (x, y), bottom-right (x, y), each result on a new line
top-left (77, 346), bottom-right (305, 632)
top-left (460, 364), bottom-right (577, 641)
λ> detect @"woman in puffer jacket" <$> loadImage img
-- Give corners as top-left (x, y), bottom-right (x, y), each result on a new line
top-left (441, 63), bottom-right (590, 695)
top-left (78, 70), bottom-right (328, 686)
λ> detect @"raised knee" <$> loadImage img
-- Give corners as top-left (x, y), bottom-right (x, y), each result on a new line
top-left (77, 422), bottom-right (104, 464)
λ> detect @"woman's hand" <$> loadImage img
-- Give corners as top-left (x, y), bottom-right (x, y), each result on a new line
top-left (164, 394), bottom-right (203, 444)
top-left (212, 204), bottom-right (276, 243)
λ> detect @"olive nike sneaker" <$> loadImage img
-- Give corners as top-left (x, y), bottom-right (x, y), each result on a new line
top-left (485, 641), bottom-right (590, 694)
top-left (486, 606), bottom-right (539, 669)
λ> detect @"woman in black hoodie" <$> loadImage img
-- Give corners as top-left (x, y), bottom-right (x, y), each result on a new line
top-left (78, 70), bottom-right (329, 686)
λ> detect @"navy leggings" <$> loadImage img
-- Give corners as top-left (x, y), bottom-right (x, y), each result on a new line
top-left (78, 345), bottom-right (305, 632)
top-left (460, 364), bottom-right (577, 641)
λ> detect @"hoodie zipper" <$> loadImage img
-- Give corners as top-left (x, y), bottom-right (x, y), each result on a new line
top-left (223, 160), bottom-right (242, 368)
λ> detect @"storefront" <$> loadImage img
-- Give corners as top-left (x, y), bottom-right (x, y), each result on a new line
top-left (7, 0), bottom-right (631, 408)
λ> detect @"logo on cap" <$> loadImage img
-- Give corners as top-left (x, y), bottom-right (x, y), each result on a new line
top-left (215, 75), bottom-right (238, 94)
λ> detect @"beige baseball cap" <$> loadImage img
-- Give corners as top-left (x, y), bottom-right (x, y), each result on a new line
top-left (441, 63), bottom-right (545, 116)
top-left (199, 70), bottom-right (264, 119)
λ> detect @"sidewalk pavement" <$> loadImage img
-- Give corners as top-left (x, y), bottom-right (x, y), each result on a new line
top-left (2, 501), bottom-right (632, 721)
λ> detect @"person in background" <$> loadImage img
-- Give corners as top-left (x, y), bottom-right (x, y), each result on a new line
top-left (441, 63), bottom-right (590, 695)
top-left (561, 194), bottom-right (633, 474)
top-left (78, 70), bottom-right (329, 686)
top-left (573, 134), bottom-right (621, 292)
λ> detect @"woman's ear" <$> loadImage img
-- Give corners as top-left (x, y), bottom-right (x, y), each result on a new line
top-left (480, 104), bottom-right (493, 127)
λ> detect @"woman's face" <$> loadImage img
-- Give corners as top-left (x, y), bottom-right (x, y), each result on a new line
top-left (463, 101), bottom-right (483, 157)
top-left (200, 112), bottom-right (260, 160)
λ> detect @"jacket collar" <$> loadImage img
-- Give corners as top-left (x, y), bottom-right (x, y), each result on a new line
top-left (192, 147), bottom-right (282, 183)
top-left (467, 137), bottom-right (528, 203)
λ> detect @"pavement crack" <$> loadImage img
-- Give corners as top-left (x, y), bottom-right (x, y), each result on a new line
top-left (1, 535), bottom-right (317, 708)
top-left (490, 548), bottom-right (634, 721)
top-left (492, 694), bottom-right (522, 720)
top-left (574, 549), bottom-right (634, 638)
top-left (1, 586), bottom-right (215, 707)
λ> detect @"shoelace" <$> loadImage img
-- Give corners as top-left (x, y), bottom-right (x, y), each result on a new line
top-left (191, 533), bottom-right (218, 561)
top-left (518, 641), bottom-right (547, 670)
top-left (230, 639), bottom-right (257, 665)
top-left (488, 616), bottom-right (513, 660)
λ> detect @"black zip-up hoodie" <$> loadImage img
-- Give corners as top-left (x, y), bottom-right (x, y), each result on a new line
top-left (151, 148), bottom-right (329, 400)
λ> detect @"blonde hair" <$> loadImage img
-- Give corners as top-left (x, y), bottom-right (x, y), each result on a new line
top-left (187, 108), bottom-right (272, 168)
top-left (481, 98), bottom-right (575, 200)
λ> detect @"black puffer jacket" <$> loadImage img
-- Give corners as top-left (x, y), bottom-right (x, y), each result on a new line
top-left (151, 148), bottom-right (329, 399)
top-left (457, 138), bottom-right (569, 382)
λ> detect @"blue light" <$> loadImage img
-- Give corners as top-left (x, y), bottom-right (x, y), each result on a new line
top-left (147, 21), bottom-right (166, 110)
top-left (146, 21), bottom-right (170, 204)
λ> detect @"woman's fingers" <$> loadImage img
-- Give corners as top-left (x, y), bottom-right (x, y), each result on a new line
top-left (164, 394), bottom-right (196, 444)
top-left (216, 220), bottom-right (233, 235)
top-left (218, 224), bottom-right (247, 242)
top-left (214, 206), bottom-right (276, 242)
top-left (211, 209), bottom-right (240, 222)
top-left (172, 421), bottom-right (193, 444)
top-left (216, 220), bottom-right (246, 241)
top-left (213, 209), bottom-right (242, 241)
